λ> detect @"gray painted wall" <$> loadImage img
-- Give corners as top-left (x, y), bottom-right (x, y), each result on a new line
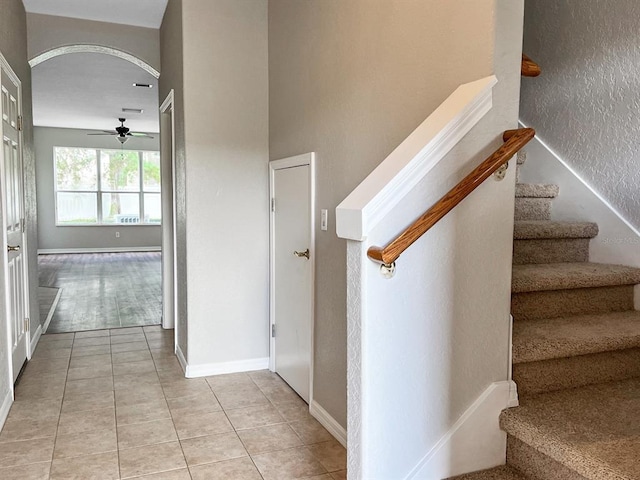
top-left (159, 0), bottom-right (188, 358)
top-left (26, 13), bottom-right (161, 72)
top-left (521, 0), bottom-right (640, 230)
top-left (0, 0), bottom-right (37, 402)
top-left (34, 127), bottom-right (161, 250)
top-left (269, 0), bottom-right (501, 429)
top-left (182, 0), bottom-right (269, 368)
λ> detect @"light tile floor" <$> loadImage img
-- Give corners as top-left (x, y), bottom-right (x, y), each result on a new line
top-left (0, 326), bottom-right (346, 479)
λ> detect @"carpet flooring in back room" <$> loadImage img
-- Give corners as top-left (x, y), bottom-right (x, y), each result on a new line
top-left (38, 252), bottom-right (162, 333)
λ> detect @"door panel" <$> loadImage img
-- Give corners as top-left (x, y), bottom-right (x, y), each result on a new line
top-left (1, 69), bottom-right (27, 382)
top-left (273, 164), bottom-right (312, 402)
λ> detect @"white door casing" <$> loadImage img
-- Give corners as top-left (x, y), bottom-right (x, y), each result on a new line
top-left (1, 55), bottom-right (29, 383)
top-left (160, 90), bottom-right (177, 349)
top-left (269, 153), bottom-right (315, 403)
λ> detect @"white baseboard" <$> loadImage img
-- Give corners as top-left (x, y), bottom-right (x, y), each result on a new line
top-left (184, 357), bottom-right (269, 378)
top-left (0, 389), bottom-right (13, 431)
top-left (42, 288), bottom-right (62, 334)
top-left (29, 324), bottom-right (42, 358)
top-left (38, 246), bottom-right (161, 255)
top-left (406, 380), bottom-right (514, 479)
top-left (310, 400), bottom-right (347, 448)
top-left (518, 122), bottom-right (640, 268)
top-left (175, 344), bottom-right (188, 376)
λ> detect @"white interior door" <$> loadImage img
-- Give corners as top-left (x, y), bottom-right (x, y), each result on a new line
top-left (1, 65), bottom-right (27, 382)
top-left (271, 155), bottom-right (314, 403)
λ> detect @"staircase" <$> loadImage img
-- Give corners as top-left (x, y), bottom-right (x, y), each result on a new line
top-left (450, 154), bottom-right (640, 479)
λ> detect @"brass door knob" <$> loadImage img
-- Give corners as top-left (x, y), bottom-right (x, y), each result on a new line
top-left (293, 249), bottom-right (309, 259)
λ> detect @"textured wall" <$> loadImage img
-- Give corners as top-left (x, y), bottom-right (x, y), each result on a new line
top-left (182, 0), bottom-right (269, 368)
top-left (521, 0), bottom-right (640, 230)
top-left (33, 127), bottom-right (161, 250)
top-left (159, 0), bottom-right (188, 358)
top-left (269, 0), bottom-right (497, 429)
top-left (0, 0), bottom-right (35, 403)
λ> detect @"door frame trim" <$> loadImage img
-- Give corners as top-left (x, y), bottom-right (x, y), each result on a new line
top-left (0, 50), bottom-right (29, 395)
top-left (160, 90), bottom-right (178, 349)
top-left (269, 153), bottom-right (316, 404)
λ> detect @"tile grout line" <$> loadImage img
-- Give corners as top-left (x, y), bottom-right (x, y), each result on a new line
top-left (147, 329), bottom-right (194, 480)
top-left (50, 332), bottom-right (75, 479)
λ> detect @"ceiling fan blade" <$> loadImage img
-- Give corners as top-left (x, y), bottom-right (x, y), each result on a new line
top-left (87, 133), bottom-right (117, 136)
top-left (128, 132), bottom-right (155, 139)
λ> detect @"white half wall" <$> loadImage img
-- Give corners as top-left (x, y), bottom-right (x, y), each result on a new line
top-left (340, 0), bottom-right (525, 476)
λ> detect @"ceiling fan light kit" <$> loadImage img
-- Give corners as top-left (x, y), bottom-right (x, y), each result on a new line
top-left (87, 117), bottom-right (154, 144)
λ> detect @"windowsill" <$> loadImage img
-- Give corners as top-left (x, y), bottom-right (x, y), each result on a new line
top-left (55, 223), bottom-right (162, 227)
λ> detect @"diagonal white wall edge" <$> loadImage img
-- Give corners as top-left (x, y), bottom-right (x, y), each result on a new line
top-left (336, 75), bottom-right (497, 242)
top-left (518, 121), bottom-right (640, 270)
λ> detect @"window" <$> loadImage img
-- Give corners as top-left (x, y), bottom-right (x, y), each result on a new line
top-left (54, 147), bottom-right (161, 225)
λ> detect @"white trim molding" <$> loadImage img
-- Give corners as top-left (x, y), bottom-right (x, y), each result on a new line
top-left (310, 400), bottom-right (347, 448)
top-left (406, 381), bottom-right (514, 479)
top-left (184, 357), bottom-right (269, 379)
top-left (42, 288), bottom-right (63, 334)
top-left (0, 389), bottom-right (12, 432)
top-left (176, 344), bottom-right (188, 376)
top-left (29, 324), bottom-right (42, 357)
top-left (38, 246), bottom-right (161, 255)
top-left (336, 75), bottom-right (497, 241)
top-left (29, 45), bottom-right (160, 78)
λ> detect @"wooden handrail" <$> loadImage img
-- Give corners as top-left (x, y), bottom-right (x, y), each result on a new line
top-left (367, 128), bottom-right (536, 265)
top-left (521, 54), bottom-right (541, 77)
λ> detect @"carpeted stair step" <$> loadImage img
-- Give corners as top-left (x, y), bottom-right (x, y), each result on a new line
top-left (515, 184), bottom-right (559, 198)
top-left (513, 182), bottom-right (558, 221)
top-left (500, 378), bottom-right (640, 480)
top-left (512, 311), bottom-right (640, 395)
top-left (511, 263), bottom-right (640, 321)
top-left (511, 285), bottom-right (635, 321)
top-left (514, 198), bottom-right (552, 221)
top-left (506, 435), bottom-right (587, 480)
top-left (512, 262), bottom-right (640, 293)
top-left (513, 221), bottom-right (599, 265)
top-left (513, 311), bottom-right (640, 363)
top-left (513, 221), bottom-right (598, 240)
top-left (448, 465), bottom-right (529, 480)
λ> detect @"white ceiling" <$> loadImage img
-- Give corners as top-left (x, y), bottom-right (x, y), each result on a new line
top-left (32, 53), bottom-right (159, 133)
top-left (22, 0), bottom-right (169, 29)
top-left (24, 2), bottom-right (166, 133)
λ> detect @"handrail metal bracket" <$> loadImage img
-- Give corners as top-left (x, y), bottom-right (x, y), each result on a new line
top-left (494, 162), bottom-right (509, 181)
top-left (380, 262), bottom-right (396, 279)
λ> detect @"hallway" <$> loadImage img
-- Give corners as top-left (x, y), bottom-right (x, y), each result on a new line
top-left (0, 327), bottom-right (346, 479)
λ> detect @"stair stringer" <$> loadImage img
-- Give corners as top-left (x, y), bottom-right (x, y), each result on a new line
top-left (407, 381), bottom-right (517, 480)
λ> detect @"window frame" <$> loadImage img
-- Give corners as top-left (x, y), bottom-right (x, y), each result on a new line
top-left (53, 147), bottom-right (161, 226)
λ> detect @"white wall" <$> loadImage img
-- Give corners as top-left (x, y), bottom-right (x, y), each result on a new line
top-left (340, 1), bottom-right (525, 477)
top-left (34, 126), bottom-right (161, 251)
top-left (26, 13), bottom-right (160, 71)
top-left (182, 0), bottom-right (270, 370)
top-left (521, 0), bottom-right (640, 231)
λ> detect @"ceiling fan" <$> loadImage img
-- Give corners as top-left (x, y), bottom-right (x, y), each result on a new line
top-left (88, 118), bottom-right (154, 144)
